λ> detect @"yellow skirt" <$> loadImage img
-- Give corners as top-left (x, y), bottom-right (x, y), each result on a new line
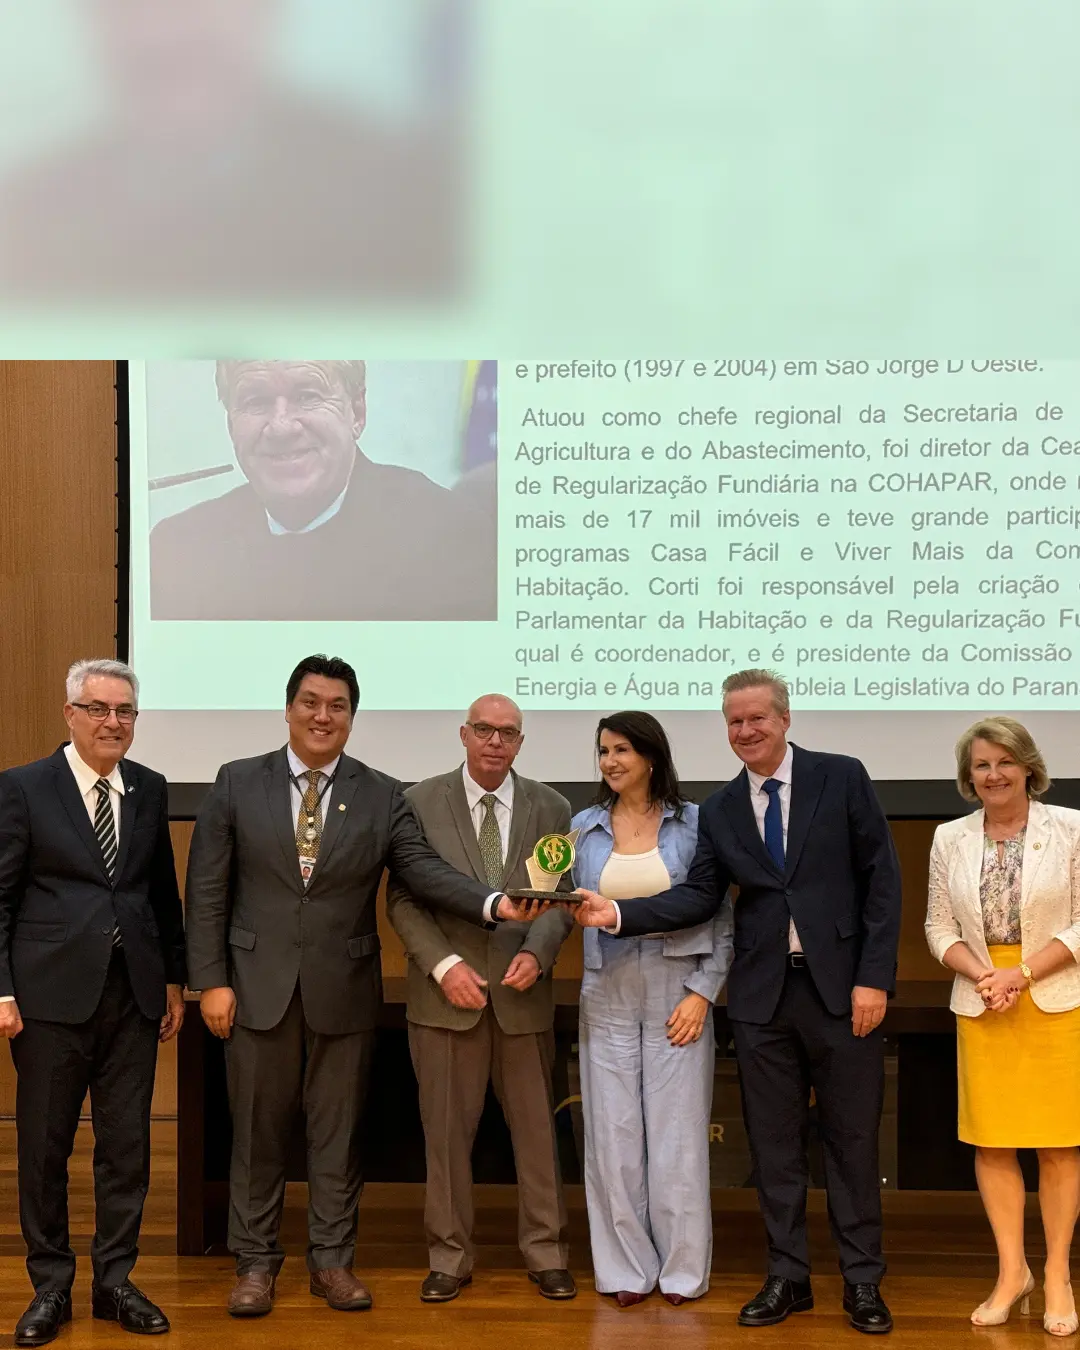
top-left (958, 944), bottom-right (1080, 1147)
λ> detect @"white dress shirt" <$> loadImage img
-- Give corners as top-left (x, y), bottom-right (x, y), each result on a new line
top-left (462, 764), bottom-right (514, 860)
top-left (267, 485), bottom-right (349, 536)
top-left (0, 746), bottom-right (128, 1006)
top-left (432, 767), bottom-right (514, 986)
top-left (746, 743), bottom-right (799, 952)
top-left (64, 741), bottom-right (125, 835)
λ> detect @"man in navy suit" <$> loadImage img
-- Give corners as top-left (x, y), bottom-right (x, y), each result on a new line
top-left (0, 659), bottom-right (186, 1346)
top-left (574, 669), bottom-right (901, 1334)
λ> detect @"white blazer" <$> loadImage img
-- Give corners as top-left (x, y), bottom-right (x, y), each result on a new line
top-left (925, 800), bottom-right (1080, 1016)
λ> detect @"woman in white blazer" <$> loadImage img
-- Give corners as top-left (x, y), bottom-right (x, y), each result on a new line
top-left (926, 716), bottom-right (1080, 1337)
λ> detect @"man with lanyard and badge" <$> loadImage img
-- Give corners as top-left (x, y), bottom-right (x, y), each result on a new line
top-left (184, 655), bottom-right (535, 1320)
top-left (295, 761), bottom-right (331, 886)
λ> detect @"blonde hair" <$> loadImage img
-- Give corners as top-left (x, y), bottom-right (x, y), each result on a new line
top-left (954, 716), bottom-right (1050, 803)
top-left (721, 668), bottom-right (790, 715)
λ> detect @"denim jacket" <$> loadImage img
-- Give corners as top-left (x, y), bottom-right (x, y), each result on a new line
top-left (571, 801), bottom-right (734, 1004)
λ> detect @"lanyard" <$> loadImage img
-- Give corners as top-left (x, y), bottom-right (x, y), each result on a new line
top-left (288, 769), bottom-right (336, 813)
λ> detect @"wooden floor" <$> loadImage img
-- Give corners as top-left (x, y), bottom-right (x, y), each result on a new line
top-left (0, 1123), bottom-right (1069, 1347)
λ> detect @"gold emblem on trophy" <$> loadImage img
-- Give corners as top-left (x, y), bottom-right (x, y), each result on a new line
top-left (505, 830), bottom-right (580, 900)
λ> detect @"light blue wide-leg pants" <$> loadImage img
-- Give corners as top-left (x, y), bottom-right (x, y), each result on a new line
top-left (579, 935), bottom-right (715, 1297)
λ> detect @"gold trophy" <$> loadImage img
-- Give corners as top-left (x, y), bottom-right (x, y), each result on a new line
top-left (505, 829), bottom-right (580, 901)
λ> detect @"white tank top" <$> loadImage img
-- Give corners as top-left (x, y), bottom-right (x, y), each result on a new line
top-left (597, 847), bottom-right (672, 901)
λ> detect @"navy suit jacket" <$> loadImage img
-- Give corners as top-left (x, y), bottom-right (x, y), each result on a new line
top-left (0, 746), bottom-right (186, 1023)
top-left (616, 745), bottom-right (902, 1023)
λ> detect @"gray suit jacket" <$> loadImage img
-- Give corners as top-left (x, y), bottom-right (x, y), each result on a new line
top-left (386, 767), bottom-right (574, 1034)
top-left (184, 747), bottom-right (494, 1035)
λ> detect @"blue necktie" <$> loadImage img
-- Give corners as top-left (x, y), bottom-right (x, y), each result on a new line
top-left (762, 778), bottom-right (785, 870)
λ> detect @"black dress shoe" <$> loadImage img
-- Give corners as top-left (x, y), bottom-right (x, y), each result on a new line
top-left (529, 1269), bottom-right (577, 1300)
top-left (420, 1271), bottom-right (472, 1303)
top-left (737, 1276), bottom-right (814, 1326)
top-left (843, 1283), bottom-right (893, 1334)
top-left (91, 1281), bottom-right (170, 1334)
top-left (15, 1292), bottom-right (72, 1348)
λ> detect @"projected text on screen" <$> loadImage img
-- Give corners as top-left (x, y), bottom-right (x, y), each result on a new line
top-left (129, 358), bottom-right (1080, 712)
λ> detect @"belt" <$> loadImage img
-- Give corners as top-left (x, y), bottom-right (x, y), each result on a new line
top-left (788, 952), bottom-right (808, 969)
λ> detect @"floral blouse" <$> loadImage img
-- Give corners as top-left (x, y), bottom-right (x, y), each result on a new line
top-left (980, 828), bottom-right (1025, 945)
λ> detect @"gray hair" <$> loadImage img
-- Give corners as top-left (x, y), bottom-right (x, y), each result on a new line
top-left (66, 659), bottom-right (139, 705)
top-left (721, 667), bottom-right (790, 715)
top-left (215, 360), bottom-right (367, 408)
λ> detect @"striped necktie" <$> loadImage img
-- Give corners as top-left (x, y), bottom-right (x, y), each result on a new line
top-left (94, 778), bottom-right (122, 946)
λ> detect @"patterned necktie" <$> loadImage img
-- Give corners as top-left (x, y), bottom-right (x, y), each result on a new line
top-left (94, 779), bottom-right (122, 945)
top-left (762, 777), bottom-right (785, 870)
top-left (478, 793), bottom-right (504, 889)
top-left (296, 770), bottom-right (324, 860)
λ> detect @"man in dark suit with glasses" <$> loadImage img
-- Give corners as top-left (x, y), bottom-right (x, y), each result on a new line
top-left (0, 658), bottom-right (185, 1347)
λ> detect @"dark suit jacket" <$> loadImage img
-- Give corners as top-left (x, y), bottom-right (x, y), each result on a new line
top-left (386, 767), bottom-right (574, 1034)
top-left (149, 450), bottom-right (497, 621)
top-left (0, 746), bottom-right (186, 1023)
top-left (616, 745), bottom-right (902, 1024)
top-left (184, 748), bottom-right (496, 1036)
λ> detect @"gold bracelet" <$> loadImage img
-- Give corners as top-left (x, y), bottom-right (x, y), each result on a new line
top-left (1019, 961), bottom-right (1034, 984)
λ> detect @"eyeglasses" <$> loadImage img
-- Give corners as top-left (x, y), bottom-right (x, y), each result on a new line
top-left (71, 702), bottom-right (139, 725)
top-left (467, 722), bottom-right (522, 745)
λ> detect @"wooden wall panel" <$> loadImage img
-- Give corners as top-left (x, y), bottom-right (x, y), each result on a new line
top-left (0, 362), bottom-right (118, 772)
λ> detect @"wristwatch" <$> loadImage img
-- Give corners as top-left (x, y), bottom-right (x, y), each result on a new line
top-left (1019, 961), bottom-right (1034, 984)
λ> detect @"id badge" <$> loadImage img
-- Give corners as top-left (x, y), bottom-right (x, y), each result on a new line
top-left (299, 855), bottom-right (317, 885)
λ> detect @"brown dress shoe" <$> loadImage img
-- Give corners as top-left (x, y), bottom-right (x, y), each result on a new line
top-left (529, 1269), bottom-right (577, 1300)
top-left (228, 1272), bottom-right (276, 1318)
top-left (310, 1268), bottom-right (373, 1311)
top-left (420, 1271), bottom-right (472, 1303)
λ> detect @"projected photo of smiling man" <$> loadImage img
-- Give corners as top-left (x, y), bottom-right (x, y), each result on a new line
top-left (228, 360), bottom-right (363, 532)
top-left (148, 359), bottom-right (497, 622)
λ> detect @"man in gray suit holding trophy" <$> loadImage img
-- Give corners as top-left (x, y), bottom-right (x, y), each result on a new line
top-left (387, 694), bottom-right (577, 1304)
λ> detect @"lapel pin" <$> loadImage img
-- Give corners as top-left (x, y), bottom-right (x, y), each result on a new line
top-left (338, 803), bottom-right (346, 811)
top-left (1033, 842), bottom-right (1041, 850)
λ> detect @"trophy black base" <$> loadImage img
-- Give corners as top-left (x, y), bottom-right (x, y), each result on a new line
top-left (504, 887), bottom-right (580, 903)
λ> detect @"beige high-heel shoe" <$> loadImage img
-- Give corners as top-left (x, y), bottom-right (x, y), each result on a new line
top-left (970, 1270), bottom-right (1035, 1326)
top-left (1043, 1283), bottom-right (1079, 1338)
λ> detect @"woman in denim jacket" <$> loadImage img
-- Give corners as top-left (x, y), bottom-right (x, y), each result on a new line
top-left (572, 711), bottom-right (733, 1307)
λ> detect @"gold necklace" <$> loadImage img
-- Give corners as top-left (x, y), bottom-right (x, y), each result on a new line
top-left (618, 802), bottom-right (658, 838)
